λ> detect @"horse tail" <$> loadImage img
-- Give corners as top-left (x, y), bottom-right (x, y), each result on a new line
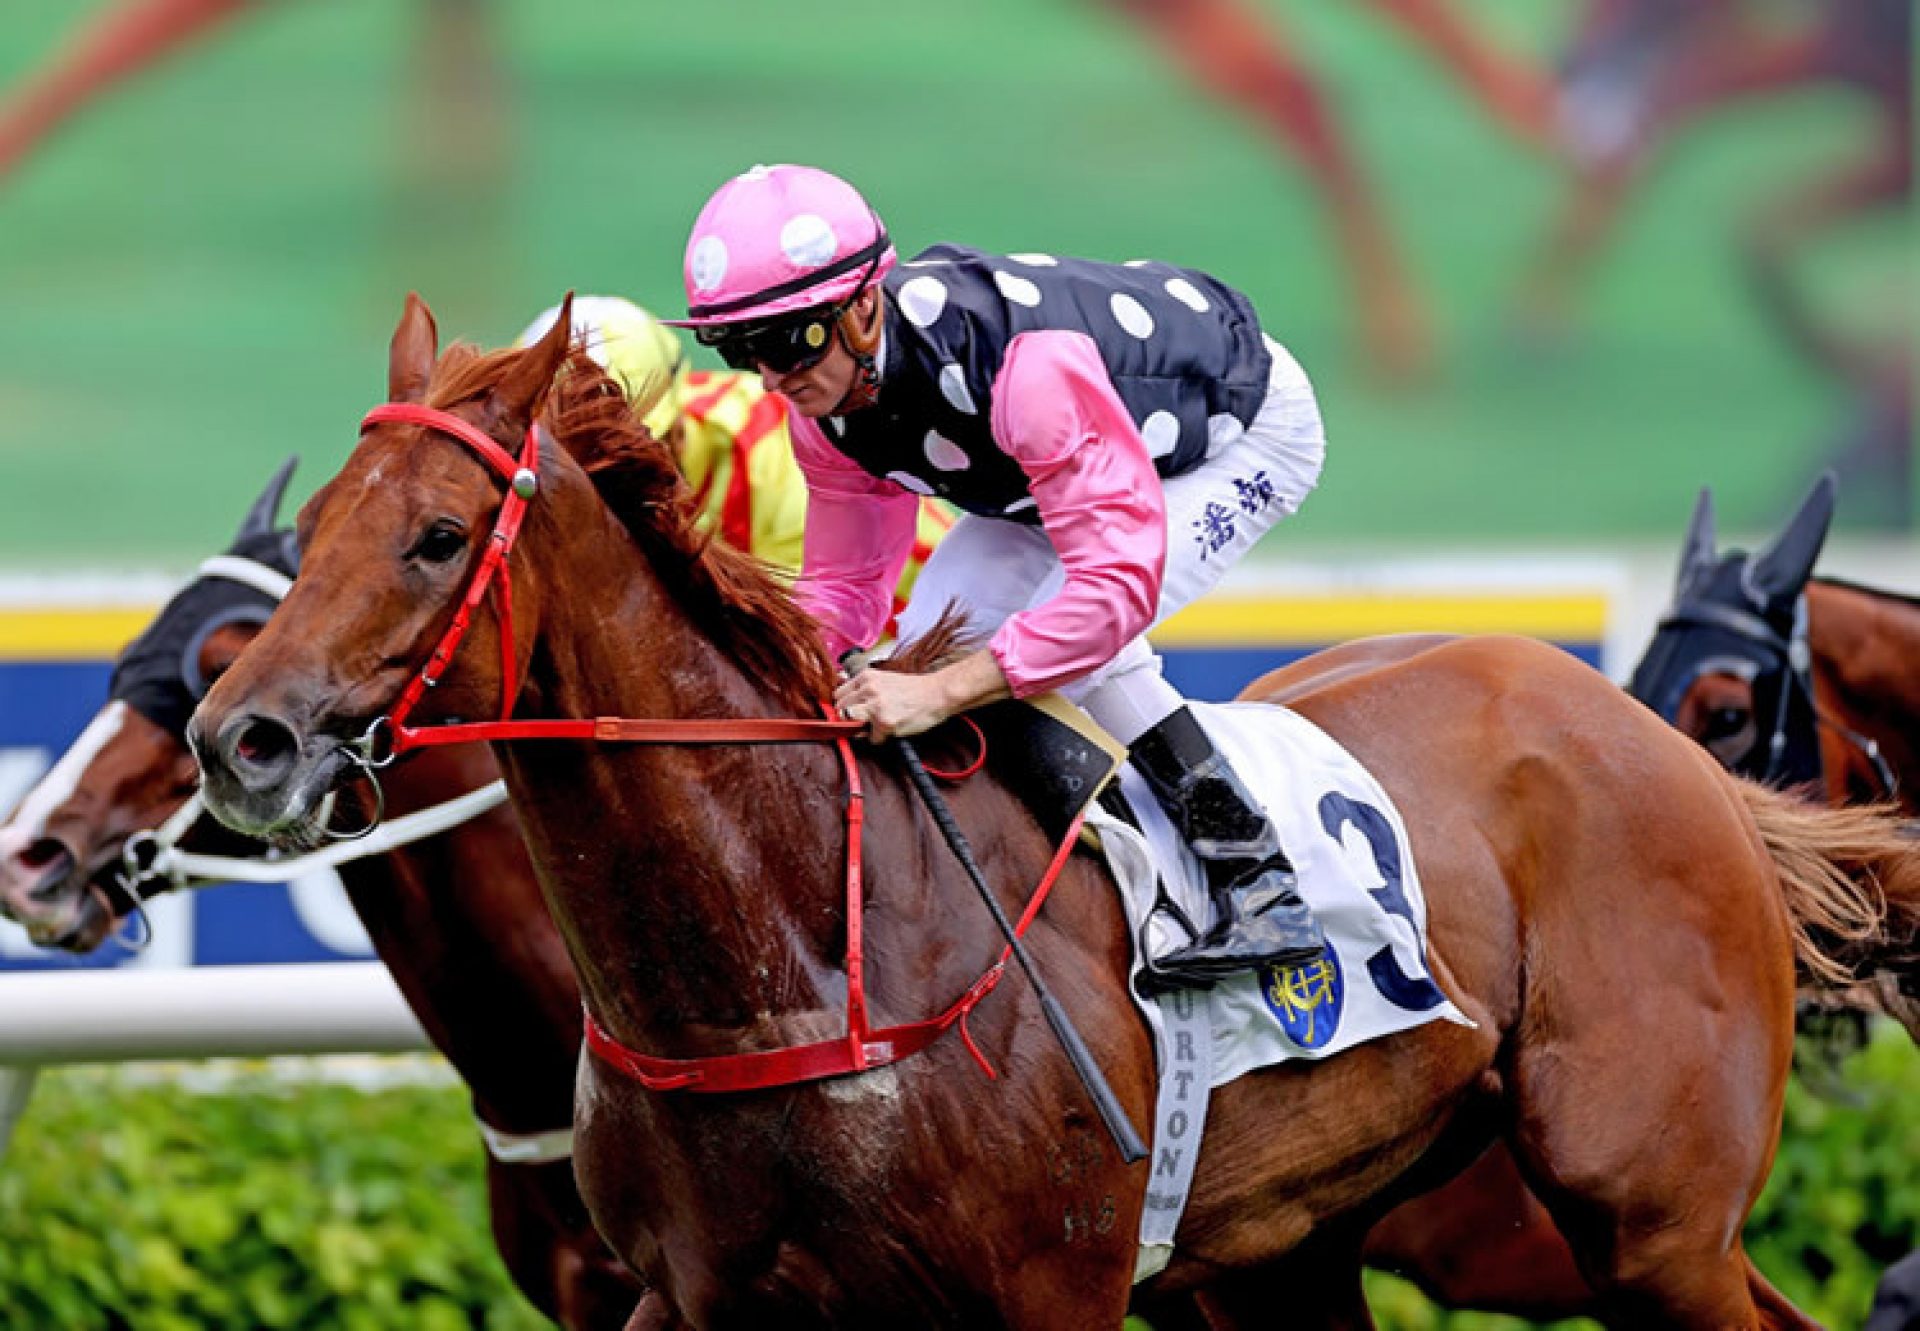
top-left (1735, 777), bottom-right (1920, 1036)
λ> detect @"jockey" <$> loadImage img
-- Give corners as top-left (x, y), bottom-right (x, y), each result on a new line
top-left (516, 296), bottom-right (951, 619)
top-left (666, 164), bottom-right (1329, 990)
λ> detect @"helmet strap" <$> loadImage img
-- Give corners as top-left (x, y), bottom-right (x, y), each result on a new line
top-left (832, 288), bottom-right (886, 414)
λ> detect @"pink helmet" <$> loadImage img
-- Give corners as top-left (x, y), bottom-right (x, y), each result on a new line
top-left (665, 164), bottom-right (895, 329)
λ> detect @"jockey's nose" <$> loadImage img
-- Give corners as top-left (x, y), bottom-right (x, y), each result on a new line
top-left (211, 711), bottom-right (302, 794)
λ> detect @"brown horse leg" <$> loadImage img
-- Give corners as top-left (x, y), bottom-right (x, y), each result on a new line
top-left (1363, 1142), bottom-right (1594, 1319)
top-left (1748, 1256), bottom-right (1822, 1331)
top-left (0, 0), bottom-right (256, 180)
top-left (1502, 1005), bottom-right (1797, 1324)
top-left (1363, 0), bottom-right (1555, 147)
top-left (485, 1158), bottom-right (648, 1330)
top-left (621, 1291), bottom-right (682, 1331)
top-left (1096, 0), bottom-right (1433, 382)
top-left (1189, 1230), bottom-right (1376, 1331)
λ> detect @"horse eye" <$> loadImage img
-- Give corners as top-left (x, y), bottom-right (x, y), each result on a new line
top-left (1704, 706), bottom-right (1751, 742)
top-left (413, 522), bottom-right (468, 565)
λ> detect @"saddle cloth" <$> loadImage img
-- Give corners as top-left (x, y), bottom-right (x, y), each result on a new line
top-left (1087, 699), bottom-right (1473, 1278)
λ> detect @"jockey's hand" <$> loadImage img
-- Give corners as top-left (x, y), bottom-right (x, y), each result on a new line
top-left (835, 648), bottom-right (1013, 743)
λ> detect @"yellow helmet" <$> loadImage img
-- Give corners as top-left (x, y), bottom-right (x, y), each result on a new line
top-left (516, 295), bottom-right (689, 439)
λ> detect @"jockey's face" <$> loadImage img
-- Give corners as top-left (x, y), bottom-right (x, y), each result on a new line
top-left (758, 288), bottom-right (878, 418)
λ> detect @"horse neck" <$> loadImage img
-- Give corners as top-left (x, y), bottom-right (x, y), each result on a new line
top-left (496, 488), bottom-right (854, 1052)
top-left (336, 746), bottom-right (582, 1133)
top-left (1807, 579), bottom-right (1920, 810)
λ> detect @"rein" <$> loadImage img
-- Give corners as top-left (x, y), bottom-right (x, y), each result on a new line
top-left (353, 401), bottom-right (1076, 1094)
top-left (120, 781), bottom-right (511, 896)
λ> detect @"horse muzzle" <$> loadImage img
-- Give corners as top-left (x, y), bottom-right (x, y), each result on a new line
top-left (193, 709), bottom-right (350, 842)
top-left (0, 825), bottom-right (117, 950)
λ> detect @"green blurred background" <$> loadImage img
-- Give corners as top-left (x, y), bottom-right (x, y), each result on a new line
top-left (0, 0), bottom-right (1908, 566)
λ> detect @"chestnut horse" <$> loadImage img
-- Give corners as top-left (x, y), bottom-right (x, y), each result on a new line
top-left (0, 465), bottom-right (650, 1330)
top-left (1361, 476), bottom-right (1920, 1320)
top-left (191, 294), bottom-right (1916, 1328)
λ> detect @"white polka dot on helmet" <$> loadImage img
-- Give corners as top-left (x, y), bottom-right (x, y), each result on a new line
top-left (664, 165), bottom-right (895, 330)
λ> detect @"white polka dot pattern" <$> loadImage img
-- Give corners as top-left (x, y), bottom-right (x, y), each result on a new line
top-left (898, 276), bottom-right (949, 328)
top-left (993, 271), bottom-right (1042, 308)
top-left (886, 471), bottom-right (937, 496)
top-left (1110, 292), bottom-right (1155, 340)
top-left (826, 244), bottom-right (1275, 518)
top-left (1139, 410), bottom-right (1180, 457)
top-left (923, 431), bottom-right (970, 471)
top-left (779, 213), bottom-right (837, 268)
top-left (1164, 277), bottom-right (1209, 313)
top-left (690, 236), bottom-right (729, 293)
top-left (939, 364), bottom-right (977, 415)
top-left (1207, 413), bottom-right (1245, 454)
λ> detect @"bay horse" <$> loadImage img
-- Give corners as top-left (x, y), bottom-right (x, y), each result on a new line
top-left (188, 294), bottom-right (1919, 1328)
top-left (1629, 476), bottom-right (1920, 1026)
top-left (0, 464), bottom-right (652, 1331)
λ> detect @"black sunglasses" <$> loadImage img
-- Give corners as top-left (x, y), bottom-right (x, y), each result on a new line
top-left (695, 308), bottom-right (840, 373)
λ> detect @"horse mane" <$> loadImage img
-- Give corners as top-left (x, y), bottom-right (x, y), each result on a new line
top-left (1812, 574), bottom-right (1920, 614)
top-left (881, 609), bottom-right (979, 675)
top-left (426, 342), bottom-right (836, 711)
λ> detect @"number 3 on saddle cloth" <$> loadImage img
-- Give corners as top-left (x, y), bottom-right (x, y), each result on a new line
top-left (959, 696), bottom-right (1473, 1283)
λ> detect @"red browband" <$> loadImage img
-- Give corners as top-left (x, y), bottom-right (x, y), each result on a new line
top-left (356, 401), bottom-right (1071, 1094)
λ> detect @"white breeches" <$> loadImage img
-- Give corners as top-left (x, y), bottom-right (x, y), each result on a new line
top-left (894, 338), bottom-right (1325, 744)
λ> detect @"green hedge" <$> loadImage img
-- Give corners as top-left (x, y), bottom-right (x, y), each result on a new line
top-left (0, 1027), bottom-right (1912, 1330)
top-left (0, 1063), bottom-right (547, 1330)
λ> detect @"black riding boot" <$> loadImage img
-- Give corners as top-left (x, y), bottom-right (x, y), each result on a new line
top-left (1130, 705), bottom-right (1326, 989)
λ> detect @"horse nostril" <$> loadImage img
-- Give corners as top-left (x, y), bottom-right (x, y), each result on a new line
top-left (218, 713), bottom-right (301, 786)
top-left (5, 837), bottom-right (77, 901)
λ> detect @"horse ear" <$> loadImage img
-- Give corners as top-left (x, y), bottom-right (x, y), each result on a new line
top-left (484, 292), bottom-right (573, 436)
top-left (388, 291), bottom-right (439, 405)
top-left (1747, 472), bottom-right (1836, 600)
top-left (236, 456), bottom-right (300, 541)
top-left (1674, 488), bottom-right (1717, 594)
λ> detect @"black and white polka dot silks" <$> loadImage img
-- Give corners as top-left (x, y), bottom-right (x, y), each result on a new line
top-left (827, 245), bottom-right (1275, 523)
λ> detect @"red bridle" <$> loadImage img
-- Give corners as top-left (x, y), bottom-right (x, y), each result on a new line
top-left (346, 402), bottom-right (1080, 1094)
top-left (359, 402), bottom-right (539, 757)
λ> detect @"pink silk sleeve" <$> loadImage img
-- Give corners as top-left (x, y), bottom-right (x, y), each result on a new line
top-left (789, 410), bottom-right (921, 661)
top-left (987, 330), bottom-right (1167, 697)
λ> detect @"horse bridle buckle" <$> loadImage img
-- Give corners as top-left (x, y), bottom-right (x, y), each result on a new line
top-left (352, 716), bottom-right (399, 770)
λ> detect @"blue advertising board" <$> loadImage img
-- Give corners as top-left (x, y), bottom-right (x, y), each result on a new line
top-left (0, 580), bottom-right (1612, 972)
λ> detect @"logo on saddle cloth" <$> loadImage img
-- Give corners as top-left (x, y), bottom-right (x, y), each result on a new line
top-left (1260, 949), bottom-right (1345, 1051)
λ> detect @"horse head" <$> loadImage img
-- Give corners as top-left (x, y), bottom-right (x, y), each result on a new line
top-left (0, 458), bottom-right (300, 949)
top-left (1627, 474), bottom-right (1835, 783)
top-left (189, 293), bottom-right (597, 843)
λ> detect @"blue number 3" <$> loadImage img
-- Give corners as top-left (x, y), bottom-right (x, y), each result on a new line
top-left (1317, 793), bottom-right (1448, 1012)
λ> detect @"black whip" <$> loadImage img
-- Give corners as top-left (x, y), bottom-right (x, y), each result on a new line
top-left (884, 716), bottom-right (1147, 1164)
